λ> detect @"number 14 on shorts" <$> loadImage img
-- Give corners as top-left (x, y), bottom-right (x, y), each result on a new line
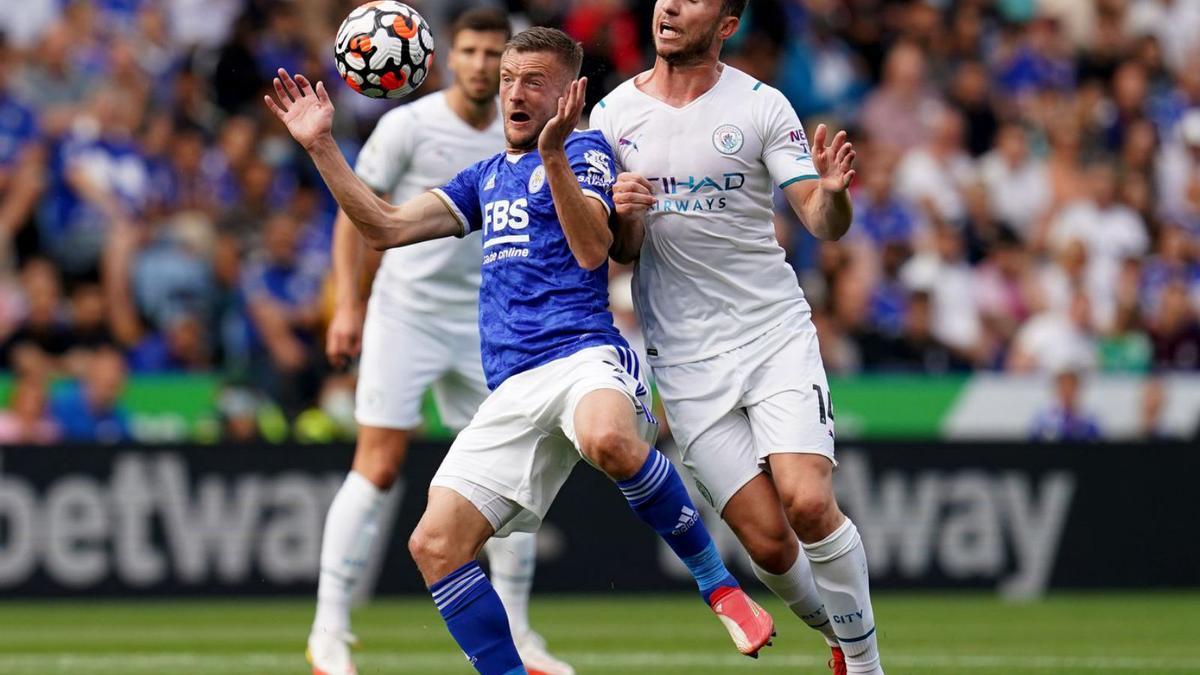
top-left (812, 384), bottom-right (834, 426)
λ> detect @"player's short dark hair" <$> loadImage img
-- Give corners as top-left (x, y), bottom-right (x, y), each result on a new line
top-left (504, 26), bottom-right (583, 78)
top-left (450, 7), bottom-right (512, 44)
top-left (722, 0), bottom-right (748, 19)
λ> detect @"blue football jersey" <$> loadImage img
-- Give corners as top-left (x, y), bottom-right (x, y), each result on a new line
top-left (433, 130), bottom-right (629, 389)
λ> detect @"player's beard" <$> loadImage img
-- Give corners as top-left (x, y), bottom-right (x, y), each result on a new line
top-left (504, 125), bottom-right (540, 152)
top-left (657, 23), bottom-right (720, 67)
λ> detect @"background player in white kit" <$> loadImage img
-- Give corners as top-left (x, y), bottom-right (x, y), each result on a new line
top-left (310, 10), bottom-right (572, 675)
top-left (591, 1), bottom-right (883, 674)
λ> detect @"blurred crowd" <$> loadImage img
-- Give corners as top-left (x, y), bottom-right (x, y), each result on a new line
top-left (1, 0), bottom-right (1199, 444)
top-left (776, 0), bottom-right (1200, 382)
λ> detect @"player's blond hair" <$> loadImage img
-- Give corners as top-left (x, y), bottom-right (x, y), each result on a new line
top-left (504, 27), bottom-right (583, 78)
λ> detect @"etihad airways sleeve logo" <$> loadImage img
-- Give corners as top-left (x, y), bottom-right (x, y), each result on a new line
top-left (578, 149), bottom-right (614, 187)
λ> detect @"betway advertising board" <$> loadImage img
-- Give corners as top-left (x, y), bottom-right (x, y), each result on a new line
top-left (0, 442), bottom-right (1194, 597)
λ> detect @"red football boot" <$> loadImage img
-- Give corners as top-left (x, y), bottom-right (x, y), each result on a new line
top-left (829, 645), bottom-right (848, 675)
top-left (707, 587), bottom-right (776, 658)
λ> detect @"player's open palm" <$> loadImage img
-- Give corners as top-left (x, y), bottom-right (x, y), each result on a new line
top-left (538, 77), bottom-right (588, 154)
top-left (811, 123), bottom-right (857, 193)
top-left (264, 68), bottom-right (334, 151)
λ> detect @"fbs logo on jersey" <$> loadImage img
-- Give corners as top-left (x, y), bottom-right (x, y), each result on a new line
top-left (482, 198), bottom-right (531, 250)
top-left (579, 149), bottom-right (613, 187)
top-left (713, 124), bottom-right (744, 155)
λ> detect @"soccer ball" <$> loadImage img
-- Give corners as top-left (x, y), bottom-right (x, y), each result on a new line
top-left (334, 1), bottom-right (434, 99)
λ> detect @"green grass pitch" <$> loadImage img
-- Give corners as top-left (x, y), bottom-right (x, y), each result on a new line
top-left (1, 592), bottom-right (1197, 674)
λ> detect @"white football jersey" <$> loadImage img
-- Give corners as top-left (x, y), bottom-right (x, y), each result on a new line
top-left (590, 65), bottom-right (818, 366)
top-left (354, 91), bottom-right (505, 319)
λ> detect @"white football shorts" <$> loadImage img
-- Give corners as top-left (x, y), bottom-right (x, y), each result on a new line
top-left (430, 344), bottom-right (658, 536)
top-left (354, 298), bottom-right (488, 431)
top-left (653, 315), bottom-right (836, 514)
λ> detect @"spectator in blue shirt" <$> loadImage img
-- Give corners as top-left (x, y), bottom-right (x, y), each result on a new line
top-left (0, 36), bottom-right (45, 261)
top-left (49, 347), bottom-right (132, 443)
top-left (241, 213), bottom-right (326, 415)
top-left (1030, 369), bottom-right (1102, 442)
top-left (41, 87), bottom-right (150, 280)
top-left (851, 150), bottom-right (921, 250)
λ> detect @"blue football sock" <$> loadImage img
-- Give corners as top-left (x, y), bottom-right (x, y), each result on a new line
top-left (430, 561), bottom-right (527, 675)
top-left (616, 449), bottom-right (739, 603)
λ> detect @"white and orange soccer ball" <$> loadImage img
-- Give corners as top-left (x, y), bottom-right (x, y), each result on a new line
top-left (334, 1), bottom-right (434, 99)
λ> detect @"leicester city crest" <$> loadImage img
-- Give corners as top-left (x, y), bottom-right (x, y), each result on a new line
top-left (712, 124), bottom-right (744, 155)
top-left (529, 165), bottom-right (546, 193)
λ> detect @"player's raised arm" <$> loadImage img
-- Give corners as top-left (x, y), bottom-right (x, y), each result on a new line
top-left (781, 123), bottom-right (856, 241)
top-left (264, 68), bottom-right (462, 249)
top-left (538, 77), bottom-right (613, 271)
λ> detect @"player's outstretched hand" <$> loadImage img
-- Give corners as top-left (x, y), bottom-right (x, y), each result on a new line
top-left (264, 68), bottom-right (334, 151)
top-left (538, 77), bottom-right (587, 154)
top-left (614, 172), bottom-right (656, 221)
top-left (811, 123), bottom-right (856, 193)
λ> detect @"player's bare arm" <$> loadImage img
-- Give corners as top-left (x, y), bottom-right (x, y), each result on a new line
top-left (264, 68), bottom-right (461, 249)
top-left (538, 77), bottom-right (612, 270)
top-left (610, 172), bottom-right (655, 263)
top-left (782, 123), bottom-right (856, 241)
top-left (326, 210), bottom-right (367, 366)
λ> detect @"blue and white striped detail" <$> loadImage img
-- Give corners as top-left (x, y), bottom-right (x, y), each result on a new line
top-left (615, 346), bottom-right (651, 399)
top-left (608, 346), bottom-right (656, 424)
top-left (641, 404), bottom-right (657, 426)
top-left (616, 450), bottom-right (672, 508)
top-left (430, 561), bottom-right (489, 616)
top-left (615, 345), bottom-right (641, 382)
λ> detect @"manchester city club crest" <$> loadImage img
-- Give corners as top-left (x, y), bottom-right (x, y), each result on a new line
top-left (528, 165), bottom-right (546, 193)
top-left (712, 124), bottom-right (744, 154)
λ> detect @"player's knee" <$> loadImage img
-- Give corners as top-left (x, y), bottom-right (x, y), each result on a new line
top-left (743, 521), bottom-right (800, 574)
top-left (579, 427), bottom-right (645, 479)
top-left (781, 490), bottom-right (837, 540)
top-left (408, 524), bottom-right (455, 574)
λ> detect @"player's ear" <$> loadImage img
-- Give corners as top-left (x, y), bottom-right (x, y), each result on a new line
top-left (717, 16), bottom-right (739, 41)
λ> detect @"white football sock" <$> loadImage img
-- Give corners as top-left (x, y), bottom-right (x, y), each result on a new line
top-left (803, 518), bottom-right (884, 675)
top-left (313, 471), bottom-right (387, 635)
top-left (484, 531), bottom-right (537, 638)
top-left (753, 552), bottom-right (839, 647)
